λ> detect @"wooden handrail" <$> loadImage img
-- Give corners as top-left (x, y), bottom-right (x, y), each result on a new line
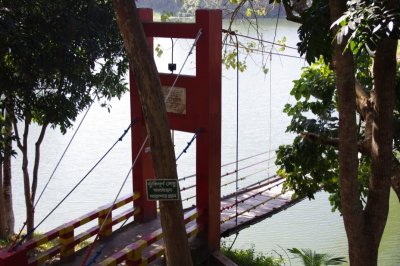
top-left (19, 193), bottom-right (141, 265)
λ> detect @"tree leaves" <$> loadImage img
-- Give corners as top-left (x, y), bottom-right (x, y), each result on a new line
top-left (0, 0), bottom-right (128, 132)
top-left (296, 0), bottom-right (333, 64)
top-left (332, 0), bottom-right (400, 56)
top-left (276, 59), bottom-right (373, 212)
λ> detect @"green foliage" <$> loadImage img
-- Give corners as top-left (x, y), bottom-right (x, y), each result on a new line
top-left (0, 0), bottom-right (128, 133)
top-left (288, 248), bottom-right (346, 266)
top-left (155, 44), bottom-right (164, 58)
top-left (332, 0), bottom-right (400, 55)
top-left (161, 11), bottom-right (174, 22)
top-left (277, 37), bottom-right (287, 52)
top-left (222, 49), bottom-right (247, 72)
top-left (276, 59), bottom-right (372, 211)
top-left (221, 243), bottom-right (283, 266)
top-left (297, 0), bottom-right (333, 64)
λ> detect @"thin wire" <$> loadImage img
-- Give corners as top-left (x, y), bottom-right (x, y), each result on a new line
top-left (228, 233), bottom-right (239, 251)
top-left (35, 44), bottom-right (126, 209)
top-left (176, 129), bottom-right (201, 161)
top-left (225, 43), bottom-right (303, 60)
top-left (83, 29), bottom-right (203, 266)
top-left (221, 150), bottom-right (276, 167)
top-left (234, 33), bottom-right (239, 226)
top-left (12, 122), bottom-right (134, 250)
top-left (81, 135), bottom-right (148, 266)
top-left (267, 4), bottom-right (281, 178)
top-left (228, 31), bottom-right (298, 50)
top-left (34, 105), bottom-right (92, 208)
top-left (10, 45), bottom-right (127, 249)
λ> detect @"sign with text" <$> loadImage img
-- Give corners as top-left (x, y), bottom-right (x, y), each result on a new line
top-left (162, 86), bottom-right (186, 114)
top-left (146, 179), bottom-right (180, 201)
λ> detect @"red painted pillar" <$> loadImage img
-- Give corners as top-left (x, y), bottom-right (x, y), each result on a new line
top-left (0, 248), bottom-right (28, 266)
top-left (130, 8), bottom-right (157, 222)
top-left (131, 8), bottom-right (222, 252)
top-left (195, 10), bottom-right (222, 252)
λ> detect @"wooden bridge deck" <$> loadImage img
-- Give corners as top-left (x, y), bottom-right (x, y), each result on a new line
top-left (55, 176), bottom-right (301, 266)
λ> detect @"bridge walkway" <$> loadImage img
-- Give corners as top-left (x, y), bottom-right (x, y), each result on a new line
top-left (53, 176), bottom-right (300, 266)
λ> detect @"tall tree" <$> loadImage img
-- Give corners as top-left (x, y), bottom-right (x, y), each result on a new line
top-left (0, 0), bottom-right (128, 236)
top-left (274, 0), bottom-right (399, 264)
top-left (112, 1), bottom-right (193, 265)
top-left (0, 102), bottom-right (14, 239)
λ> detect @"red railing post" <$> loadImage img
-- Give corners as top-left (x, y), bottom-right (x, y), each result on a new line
top-left (130, 8), bottom-right (157, 223)
top-left (0, 247), bottom-right (28, 266)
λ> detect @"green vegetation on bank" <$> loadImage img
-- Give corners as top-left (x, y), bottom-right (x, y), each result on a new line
top-left (221, 243), bottom-right (346, 266)
top-left (221, 244), bottom-right (283, 266)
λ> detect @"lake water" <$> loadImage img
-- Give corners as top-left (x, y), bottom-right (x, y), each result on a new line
top-left (10, 19), bottom-right (399, 265)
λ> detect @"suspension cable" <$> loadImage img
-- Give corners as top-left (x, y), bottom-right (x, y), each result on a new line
top-left (267, 4), bottom-right (281, 178)
top-left (234, 31), bottom-right (240, 226)
top-left (9, 45), bottom-right (126, 250)
top-left (11, 121), bottom-right (135, 251)
top-left (176, 129), bottom-right (201, 161)
top-left (225, 30), bottom-right (298, 50)
top-left (225, 43), bottom-right (303, 60)
top-left (82, 29), bottom-right (203, 266)
top-left (35, 44), bottom-right (126, 209)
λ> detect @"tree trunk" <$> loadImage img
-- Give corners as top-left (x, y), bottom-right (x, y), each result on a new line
top-left (330, 0), bottom-right (367, 264)
top-left (13, 115), bottom-right (34, 235)
top-left (0, 108), bottom-right (15, 239)
top-left (330, 0), bottom-right (398, 265)
top-left (0, 153), bottom-right (5, 239)
top-left (32, 123), bottom-right (48, 204)
top-left (364, 0), bottom-right (398, 256)
top-left (113, 1), bottom-right (193, 266)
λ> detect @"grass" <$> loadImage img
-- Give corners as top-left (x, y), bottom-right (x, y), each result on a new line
top-left (221, 243), bottom-right (283, 266)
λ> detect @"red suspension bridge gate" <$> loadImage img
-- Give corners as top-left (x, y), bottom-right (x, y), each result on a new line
top-left (0, 9), bottom-right (301, 266)
top-left (131, 8), bottom-right (222, 251)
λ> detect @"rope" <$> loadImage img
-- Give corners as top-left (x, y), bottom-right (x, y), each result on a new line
top-left (11, 121), bottom-right (134, 251)
top-left (82, 28), bottom-right (203, 266)
top-left (225, 43), bottom-right (303, 60)
top-left (222, 175), bottom-right (281, 200)
top-left (221, 168), bottom-right (269, 189)
top-left (234, 31), bottom-right (240, 226)
top-left (221, 150), bottom-right (276, 167)
top-left (267, 4), bottom-right (281, 178)
top-left (228, 233), bottom-right (239, 251)
top-left (221, 158), bottom-right (276, 179)
top-left (81, 131), bottom-right (148, 266)
top-left (9, 45), bottom-right (126, 249)
top-left (226, 31), bottom-right (298, 50)
top-left (176, 129), bottom-right (201, 161)
top-left (35, 44), bottom-right (126, 209)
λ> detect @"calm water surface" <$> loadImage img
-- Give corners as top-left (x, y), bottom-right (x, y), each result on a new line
top-left (11, 19), bottom-right (399, 265)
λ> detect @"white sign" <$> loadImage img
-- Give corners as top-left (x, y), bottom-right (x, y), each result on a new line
top-left (162, 86), bottom-right (186, 115)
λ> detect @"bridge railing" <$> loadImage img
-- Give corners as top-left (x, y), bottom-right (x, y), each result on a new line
top-left (179, 151), bottom-right (278, 206)
top-left (98, 209), bottom-right (199, 266)
top-left (0, 193), bottom-right (141, 266)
